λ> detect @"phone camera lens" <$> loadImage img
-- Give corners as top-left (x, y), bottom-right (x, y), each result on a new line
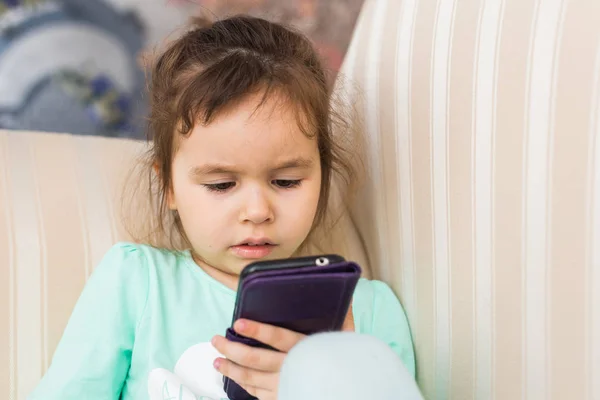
top-left (315, 257), bottom-right (329, 266)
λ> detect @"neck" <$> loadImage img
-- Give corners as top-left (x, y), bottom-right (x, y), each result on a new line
top-left (192, 254), bottom-right (240, 291)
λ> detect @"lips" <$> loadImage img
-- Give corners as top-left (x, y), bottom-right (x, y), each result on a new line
top-left (235, 237), bottom-right (275, 246)
top-left (230, 238), bottom-right (277, 259)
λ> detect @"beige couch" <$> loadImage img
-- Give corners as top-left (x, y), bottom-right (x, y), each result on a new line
top-left (2, 0), bottom-right (600, 399)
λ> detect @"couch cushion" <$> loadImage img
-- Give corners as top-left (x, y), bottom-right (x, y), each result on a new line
top-left (0, 131), bottom-right (143, 399)
top-left (341, 0), bottom-right (600, 398)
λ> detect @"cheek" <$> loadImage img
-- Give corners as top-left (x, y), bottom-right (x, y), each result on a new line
top-left (307, 182), bottom-right (322, 218)
top-left (172, 184), bottom-right (226, 239)
top-left (282, 179), bottom-right (321, 231)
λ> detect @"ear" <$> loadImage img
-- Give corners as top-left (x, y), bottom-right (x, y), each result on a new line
top-left (154, 162), bottom-right (177, 211)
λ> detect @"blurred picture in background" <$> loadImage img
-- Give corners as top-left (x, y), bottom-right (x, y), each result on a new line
top-left (0, 0), bottom-right (363, 139)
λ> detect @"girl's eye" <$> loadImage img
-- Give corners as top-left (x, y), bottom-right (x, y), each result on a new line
top-left (273, 179), bottom-right (302, 189)
top-left (203, 182), bottom-right (236, 192)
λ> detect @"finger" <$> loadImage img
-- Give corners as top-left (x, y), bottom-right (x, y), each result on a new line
top-left (233, 319), bottom-right (305, 352)
top-left (342, 305), bottom-right (355, 332)
top-left (212, 335), bottom-right (285, 372)
top-left (214, 357), bottom-right (278, 391)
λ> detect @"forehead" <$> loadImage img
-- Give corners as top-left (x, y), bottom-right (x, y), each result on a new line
top-left (176, 93), bottom-right (319, 168)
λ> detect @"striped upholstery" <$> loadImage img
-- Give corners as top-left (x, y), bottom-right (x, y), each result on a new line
top-left (0, 132), bottom-right (144, 399)
top-left (340, 0), bottom-right (600, 399)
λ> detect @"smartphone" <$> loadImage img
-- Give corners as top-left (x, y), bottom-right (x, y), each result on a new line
top-left (223, 254), bottom-right (362, 400)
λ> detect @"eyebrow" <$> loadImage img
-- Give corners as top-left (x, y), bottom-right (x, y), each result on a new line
top-left (189, 157), bottom-right (315, 177)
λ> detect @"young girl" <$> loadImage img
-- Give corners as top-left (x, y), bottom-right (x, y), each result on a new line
top-left (29, 15), bottom-right (416, 400)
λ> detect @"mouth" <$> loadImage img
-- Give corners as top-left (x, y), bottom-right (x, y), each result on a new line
top-left (230, 239), bottom-right (277, 259)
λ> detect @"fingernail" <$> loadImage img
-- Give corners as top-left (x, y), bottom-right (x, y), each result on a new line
top-left (211, 336), bottom-right (218, 346)
top-left (235, 319), bottom-right (247, 332)
top-left (213, 358), bottom-right (221, 370)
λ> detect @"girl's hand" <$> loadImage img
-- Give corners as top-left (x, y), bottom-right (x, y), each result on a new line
top-left (212, 319), bottom-right (304, 400)
top-left (212, 306), bottom-right (354, 400)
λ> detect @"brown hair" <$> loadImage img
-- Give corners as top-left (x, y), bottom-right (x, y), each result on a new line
top-left (124, 15), bottom-right (363, 253)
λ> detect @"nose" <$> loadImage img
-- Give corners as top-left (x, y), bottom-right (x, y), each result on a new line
top-left (240, 187), bottom-right (274, 224)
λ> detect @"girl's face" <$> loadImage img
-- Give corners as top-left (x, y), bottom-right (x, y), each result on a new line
top-left (168, 93), bottom-right (322, 280)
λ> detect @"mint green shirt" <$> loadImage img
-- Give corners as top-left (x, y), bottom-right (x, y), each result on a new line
top-left (29, 242), bottom-right (415, 400)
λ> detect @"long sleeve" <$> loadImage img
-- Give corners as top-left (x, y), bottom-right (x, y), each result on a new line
top-left (353, 278), bottom-right (416, 378)
top-left (368, 280), bottom-right (416, 377)
top-left (28, 243), bottom-right (149, 399)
